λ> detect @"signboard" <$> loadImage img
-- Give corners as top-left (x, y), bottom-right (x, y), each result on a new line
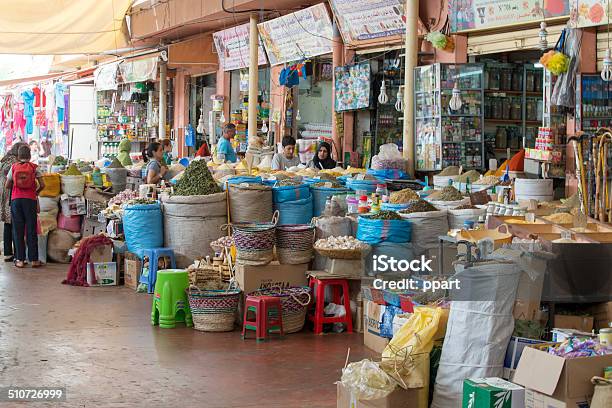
top-left (212, 23), bottom-right (268, 71)
top-left (257, 3), bottom-right (333, 66)
top-left (571, 0), bottom-right (610, 27)
top-left (334, 63), bottom-right (371, 112)
top-left (329, 0), bottom-right (406, 45)
top-left (449, 0), bottom-right (570, 33)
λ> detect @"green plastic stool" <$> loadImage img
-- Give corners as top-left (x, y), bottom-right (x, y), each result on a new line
top-left (151, 269), bottom-right (193, 328)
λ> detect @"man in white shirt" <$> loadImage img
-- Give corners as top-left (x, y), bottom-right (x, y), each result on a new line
top-left (271, 135), bottom-right (301, 170)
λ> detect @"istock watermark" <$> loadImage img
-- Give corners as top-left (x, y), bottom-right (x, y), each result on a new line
top-left (372, 254), bottom-right (433, 273)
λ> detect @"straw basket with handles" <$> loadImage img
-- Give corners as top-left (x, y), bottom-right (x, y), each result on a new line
top-left (453, 224), bottom-right (513, 248)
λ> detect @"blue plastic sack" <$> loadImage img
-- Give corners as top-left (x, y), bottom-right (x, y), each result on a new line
top-left (346, 178), bottom-right (377, 193)
top-left (380, 304), bottom-right (404, 338)
top-left (274, 196), bottom-right (313, 225)
top-left (367, 168), bottom-right (410, 180)
top-left (356, 216), bottom-right (411, 245)
top-left (310, 185), bottom-right (350, 217)
top-left (380, 202), bottom-right (410, 211)
top-left (123, 202), bottom-right (163, 258)
top-left (272, 184), bottom-right (310, 203)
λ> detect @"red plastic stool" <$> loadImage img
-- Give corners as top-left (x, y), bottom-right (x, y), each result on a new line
top-left (308, 278), bottom-right (353, 335)
top-left (241, 295), bottom-right (284, 342)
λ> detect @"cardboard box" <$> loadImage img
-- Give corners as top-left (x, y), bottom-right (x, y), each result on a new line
top-left (337, 383), bottom-right (420, 408)
top-left (524, 388), bottom-right (589, 408)
top-left (87, 262), bottom-right (118, 286)
top-left (503, 337), bottom-right (550, 380)
top-left (124, 252), bottom-right (141, 290)
top-left (553, 315), bottom-right (594, 333)
top-left (90, 244), bottom-right (113, 263)
top-left (233, 262), bottom-right (308, 294)
top-left (513, 346), bottom-right (612, 404)
top-left (588, 301), bottom-right (612, 330)
top-left (462, 378), bottom-right (525, 408)
top-left (364, 300), bottom-right (389, 354)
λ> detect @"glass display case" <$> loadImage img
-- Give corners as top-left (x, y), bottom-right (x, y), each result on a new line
top-left (414, 63), bottom-right (484, 171)
top-left (482, 63), bottom-right (543, 161)
top-left (575, 73), bottom-right (612, 133)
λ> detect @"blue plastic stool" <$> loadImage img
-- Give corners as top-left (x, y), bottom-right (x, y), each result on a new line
top-left (139, 248), bottom-right (177, 293)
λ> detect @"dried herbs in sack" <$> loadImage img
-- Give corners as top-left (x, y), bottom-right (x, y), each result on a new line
top-left (356, 212), bottom-right (412, 245)
top-left (173, 159), bottom-right (221, 196)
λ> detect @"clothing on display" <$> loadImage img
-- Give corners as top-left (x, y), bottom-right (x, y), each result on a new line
top-left (21, 90), bottom-right (34, 135)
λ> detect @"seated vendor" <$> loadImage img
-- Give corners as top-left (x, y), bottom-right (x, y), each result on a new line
top-left (308, 141), bottom-right (337, 170)
top-left (142, 142), bottom-right (167, 185)
top-left (271, 136), bottom-right (301, 170)
top-left (216, 123), bottom-right (237, 163)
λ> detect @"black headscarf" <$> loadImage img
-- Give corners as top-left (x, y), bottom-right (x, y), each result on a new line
top-left (312, 141), bottom-right (336, 170)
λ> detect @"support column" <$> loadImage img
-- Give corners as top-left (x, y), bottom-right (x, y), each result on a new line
top-left (402, 0), bottom-right (419, 175)
top-left (248, 13), bottom-right (259, 145)
top-left (331, 22), bottom-right (343, 161)
top-left (159, 62), bottom-right (167, 140)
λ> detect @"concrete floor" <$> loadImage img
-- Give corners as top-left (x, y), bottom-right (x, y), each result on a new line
top-left (0, 262), bottom-right (373, 407)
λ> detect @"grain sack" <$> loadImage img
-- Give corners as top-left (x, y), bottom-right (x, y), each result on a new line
top-left (47, 229), bottom-right (80, 263)
top-left (398, 210), bottom-right (448, 256)
top-left (39, 196), bottom-right (59, 212)
top-left (60, 175), bottom-right (86, 197)
top-left (228, 183), bottom-right (272, 223)
top-left (163, 193), bottom-right (227, 268)
top-left (39, 173), bottom-right (61, 197)
top-left (39, 209), bottom-right (58, 235)
top-left (447, 207), bottom-right (486, 229)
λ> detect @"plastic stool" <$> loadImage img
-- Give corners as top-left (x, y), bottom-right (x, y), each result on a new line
top-left (241, 296), bottom-right (284, 342)
top-left (151, 269), bottom-right (193, 328)
top-left (140, 248), bottom-right (177, 294)
top-left (308, 278), bottom-right (353, 335)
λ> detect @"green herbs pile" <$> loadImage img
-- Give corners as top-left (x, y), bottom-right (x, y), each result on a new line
top-left (53, 156), bottom-right (68, 166)
top-left (107, 158), bottom-right (125, 169)
top-left (173, 159), bottom-right (221, 196)
top-left (63, 164), bottom-right (82, 176)
top-left (365, 210), bottom-right (402, 220)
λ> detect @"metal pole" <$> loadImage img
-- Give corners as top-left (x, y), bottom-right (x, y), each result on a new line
top-left (159, 62), bottom-right (167, 139)
top-left (402, 0), bottom-right (418, 175)
top-left (248, 13), bottom-right (259, 146)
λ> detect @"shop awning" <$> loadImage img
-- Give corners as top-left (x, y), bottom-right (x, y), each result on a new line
top-left (0, 0), bottom-right (132, 55)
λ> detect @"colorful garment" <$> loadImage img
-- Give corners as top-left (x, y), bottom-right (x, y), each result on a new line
top-left (21, 90), bottom-right (35, 136)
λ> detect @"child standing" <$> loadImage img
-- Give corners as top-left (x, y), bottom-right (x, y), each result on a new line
top-left (4, 145), bottom-right (44, 268)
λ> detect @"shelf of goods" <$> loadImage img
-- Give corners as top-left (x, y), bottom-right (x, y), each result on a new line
top-left (576, 73), bottom-right (612, 132)
top-left (483, 62), bottom-right (544, 158)
top-left (373, 60), bottom-right (404, 154)
top-left (414, 63), bottom-right (485, 171)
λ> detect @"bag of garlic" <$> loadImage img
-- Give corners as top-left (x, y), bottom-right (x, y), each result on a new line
top-left (312, 216), bottom-right (353, 269)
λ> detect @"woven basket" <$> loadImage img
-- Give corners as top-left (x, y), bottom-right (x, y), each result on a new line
top-left (276, 224), bottom-right (315, 265)
top-left (313, 245), bottom-right (369, 260)
top-left (186, 287), bottom-right (240, 332)
top-left (230, 212), bottom-right (278, 266)
top-left (249, 286), bottom-right (311, 334)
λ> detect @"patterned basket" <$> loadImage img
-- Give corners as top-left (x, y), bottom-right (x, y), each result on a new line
top-left (230, 211), bottom-right (278, 266)
top-left (276, 224), bottom-right (315, 265)
top-left (248, 286), bottom-right (311, 333)
top-left (186, 287), bottom-right (241, 332)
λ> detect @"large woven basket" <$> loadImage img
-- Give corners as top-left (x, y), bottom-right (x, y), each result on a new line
top-left (248, 286), bottom-right (311, 333)
top-left (230, 212), bottom-right (278, 266)
top-left (186, 287), bottom-right (241, 332)
top-left (276, 224), bottom-right (315, 265)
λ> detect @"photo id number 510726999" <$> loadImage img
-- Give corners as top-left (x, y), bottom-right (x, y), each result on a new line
top-left (0, 387), bottom-right (66, 401)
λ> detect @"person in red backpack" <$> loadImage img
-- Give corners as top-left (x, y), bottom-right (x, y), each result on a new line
top-left (4, 145), bottom-right (44, 268)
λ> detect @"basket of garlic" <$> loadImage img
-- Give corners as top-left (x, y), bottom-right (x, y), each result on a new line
top-left (313, 236), bottom-right (370, 260)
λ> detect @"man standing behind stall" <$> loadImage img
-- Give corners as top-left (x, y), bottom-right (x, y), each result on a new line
top-left (216, 123), bottom-right (237, 163)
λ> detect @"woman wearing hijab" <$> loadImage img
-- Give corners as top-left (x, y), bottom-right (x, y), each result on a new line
top-left (0, 142), bottom-right (27, 261)
top-left (309, 141), bottom-right (337, 170)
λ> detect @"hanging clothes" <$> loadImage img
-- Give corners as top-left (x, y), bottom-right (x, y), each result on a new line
top-left (45, 83), bottom-right (55, 123)
top-left (22, 89), bottom-right (35, 136)
top-left (13, 102), bottom-right (25, 138)
top-left (33, 86), bottom-right (46, 108)
top-left (55, 82), bottom-right (67, 125)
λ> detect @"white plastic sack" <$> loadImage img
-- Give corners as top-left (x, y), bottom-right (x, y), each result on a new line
top-left (447, 208), bottom-right (486, 230)
top-left (371, 143), bottom-right (406, 170)
top-left (340, 359), bottom-right (397, 401)
top-left (399, 210), bottom-right (448, 256)
top-left (427, 197), bottom-right (470, 211)
top-left (431, 261), bottom-right (521, 408)
top-left (39, 196), bottom-right (59, 212)
top-left (60, 175), bottom-right (86, 197)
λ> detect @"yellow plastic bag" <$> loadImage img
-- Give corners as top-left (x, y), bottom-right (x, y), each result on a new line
top-left (381, 306), bottom-right (443, 389)
top-left (39, 173), bottom-right (61, 197)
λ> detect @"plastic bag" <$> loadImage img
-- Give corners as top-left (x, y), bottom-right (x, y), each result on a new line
top-left (371, 143), bottom-right (406, 170)
top-left (381, 306), bottom-right (443, 388)
top-left (551, 26), bottom-right (581, 108)
top-left (339, 360), bottom-right (397, 401)
top-left (274, 196), bottom-right (313, 225)
top-left (357, 216), bottom-right (412, 245)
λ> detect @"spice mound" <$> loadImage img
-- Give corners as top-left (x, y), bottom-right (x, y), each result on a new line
top-left (277, 179), bottom-right (303, 187)
top-left (63, 164), bottom-right (82, 176)
top-left (543, 212), bottom-right (573, 224)
top-left (427, 186), bottom-right (463, 201)
top-left (174, 159), bottom-right (221, 196)
top-left (389, 188), bottom-right (419, 204)
top-left (438, 166), bottom-right (460, 176)
top-left (312, 181), bottom-right (343, 188)
top-left (455, 170), bottom-right (481, 183)
top-left (454, 204), bottom-right (479, 210)
top-left (473, 175), bottom-right (499, 185)
top-left (398, 199), bottom-right (438, 214)
top-left (363, 210), bottom-right (402, 220)
top-left (107, 158), bottom-right (125, 169)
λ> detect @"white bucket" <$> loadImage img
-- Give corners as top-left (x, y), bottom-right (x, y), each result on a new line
top-left (515, 178), bottom-right (554, 202)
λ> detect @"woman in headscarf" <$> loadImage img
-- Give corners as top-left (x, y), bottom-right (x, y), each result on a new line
top-left (308, 141), bottom-right (337, 170)
top-left (0, 142), bottom-right (27, 261)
